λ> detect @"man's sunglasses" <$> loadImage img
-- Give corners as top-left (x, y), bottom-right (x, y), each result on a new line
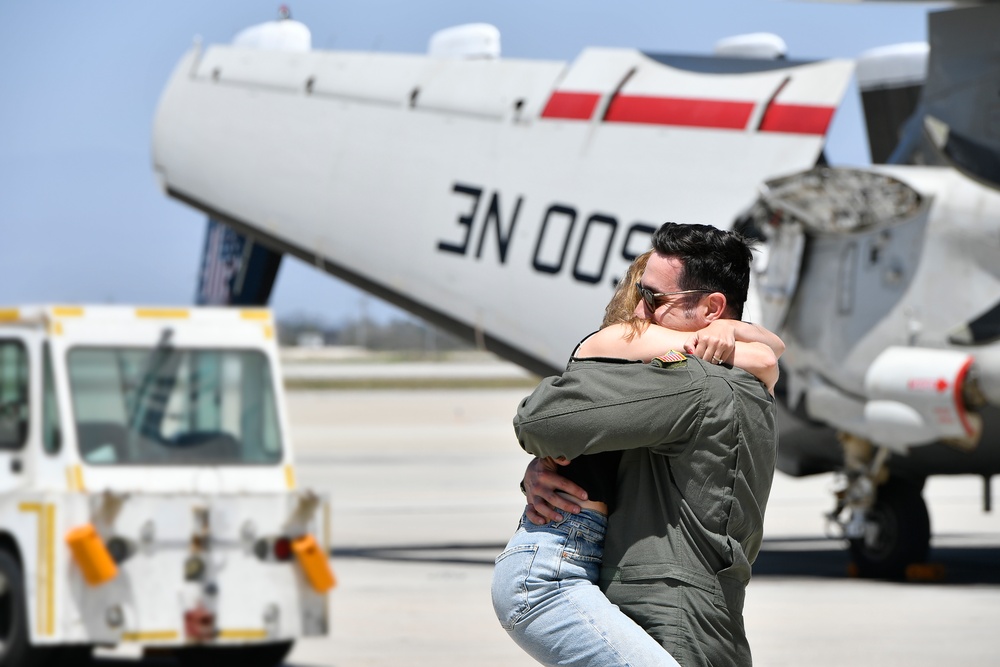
top-left (635, 282), bottom-right (712, 312)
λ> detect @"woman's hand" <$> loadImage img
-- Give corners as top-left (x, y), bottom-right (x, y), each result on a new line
top-left (684, 320), bottom-right (737, 365)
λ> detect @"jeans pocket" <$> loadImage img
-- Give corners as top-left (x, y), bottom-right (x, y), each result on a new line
top-left (491, 544), bottom-right (538, 630)
top-left (566, 530), bottom-right (604, 565)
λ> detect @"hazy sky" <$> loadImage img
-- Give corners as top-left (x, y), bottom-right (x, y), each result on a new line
top-left (0, 1), bottom-right (945, 326)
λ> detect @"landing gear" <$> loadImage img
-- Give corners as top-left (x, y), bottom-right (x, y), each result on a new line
top-left (847, 477), bottom-right (930, 579)
top-left (828, 435), bottom-right (933, 579)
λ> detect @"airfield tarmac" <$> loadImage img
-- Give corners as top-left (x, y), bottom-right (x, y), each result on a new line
top-left (94, 362), bottom-right (1000, 666)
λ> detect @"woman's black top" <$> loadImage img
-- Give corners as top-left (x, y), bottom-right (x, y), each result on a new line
top-left (550, 333), bottom-right (637, 515)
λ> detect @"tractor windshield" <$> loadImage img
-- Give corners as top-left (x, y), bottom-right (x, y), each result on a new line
top-left (67, 346), bottom-right (282, 465)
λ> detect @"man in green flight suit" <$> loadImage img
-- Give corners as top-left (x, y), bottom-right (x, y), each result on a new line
top-left (515, 222), bottom-right (779, 666)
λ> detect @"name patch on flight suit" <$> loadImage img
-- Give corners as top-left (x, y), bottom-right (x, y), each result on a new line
top-left (651, 350), bottom-right (687, 368)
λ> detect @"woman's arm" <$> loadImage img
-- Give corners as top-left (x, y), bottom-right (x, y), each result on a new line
top-left (577, 322), bottom-right (690, 361)
top-left (685, 320), bottom-right (781, 393)
top-left (727, 342), bottom-right (779, 394)
top-left (577, 321), bottom-right (781, 393)
top-left (687, 319), bottom-right (785, 359)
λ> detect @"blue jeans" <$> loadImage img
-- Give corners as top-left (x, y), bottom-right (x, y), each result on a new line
top-left (491, 510), bottom-right (680, 667)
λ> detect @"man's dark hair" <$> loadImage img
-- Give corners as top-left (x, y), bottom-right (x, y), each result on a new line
top-left (651, 222), bottom-right (754, 319)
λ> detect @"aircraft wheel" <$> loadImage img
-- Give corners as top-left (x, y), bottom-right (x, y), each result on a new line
top-left (183, 640), bottom-right (295, 667)
top-left (848, 478), bottom-right (930, 579)
top-left (0, 550), bottom-right (59, 667)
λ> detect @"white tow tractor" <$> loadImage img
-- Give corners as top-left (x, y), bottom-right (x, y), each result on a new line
top-left (0, 305), bottom-right (333, 666)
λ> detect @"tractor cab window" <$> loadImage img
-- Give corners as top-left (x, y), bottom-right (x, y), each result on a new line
top-left (68, 346), bottom-right (282, 465)
top-left (0, 341), bottom-right (29, 450)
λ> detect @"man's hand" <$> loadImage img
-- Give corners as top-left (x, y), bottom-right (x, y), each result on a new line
top-left (521, 457), bottom-right (588, 525)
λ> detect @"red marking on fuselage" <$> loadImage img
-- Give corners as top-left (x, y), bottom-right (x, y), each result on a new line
top-left (540, 92), bottom-right (601, 120)
top-left (757, 103), bottom-right (837, 135)
top-left (540, 90), bottom-right (835, 135)
top-left (604, 94), bottom-right (754, 129)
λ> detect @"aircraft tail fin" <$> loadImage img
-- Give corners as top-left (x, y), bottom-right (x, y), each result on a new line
top-left (856, 43), bottom-right (928, 164)
top-left (195, 218), bottom-right (282, 306)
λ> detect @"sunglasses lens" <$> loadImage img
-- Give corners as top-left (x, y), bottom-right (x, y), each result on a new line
top-left (636, 284), bottom-right (655, 311)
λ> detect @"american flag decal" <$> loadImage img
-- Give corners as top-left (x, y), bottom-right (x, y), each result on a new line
top-left (654, 350), bottom-right (687, 364)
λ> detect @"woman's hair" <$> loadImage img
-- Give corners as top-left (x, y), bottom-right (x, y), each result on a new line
top-left (601, 250), bottom-right (653, 340)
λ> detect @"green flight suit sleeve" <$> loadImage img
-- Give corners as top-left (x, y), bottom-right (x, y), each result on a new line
top-left (513, 358), bottom-right (706, 460)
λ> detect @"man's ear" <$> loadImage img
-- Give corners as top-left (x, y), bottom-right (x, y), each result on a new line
top-left (702, 292), bottom-right (728, 321)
